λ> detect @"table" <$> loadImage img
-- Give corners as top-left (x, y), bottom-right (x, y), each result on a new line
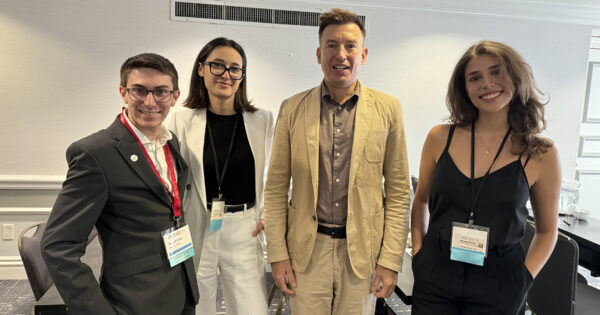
top-left (35, 234), bottom-right (103, 315)
top-left (558, 217), bottom-right (600, 276)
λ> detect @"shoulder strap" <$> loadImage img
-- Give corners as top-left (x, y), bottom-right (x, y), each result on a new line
top-left (523, 154), bottom-right (532, 168)
top-left (443, 125), bottom-right (456, 153)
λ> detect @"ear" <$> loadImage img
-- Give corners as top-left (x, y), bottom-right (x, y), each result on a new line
top-left (198, 63), bottom-right (205, 78)
top-left (119, 86), bottom-right (128, 103)
top-left (316, 47), bottom-right (322, 65)
top-left (361, 47), bottom-right (368, 65)
top-left (171, 90), bottom-right (181, 107)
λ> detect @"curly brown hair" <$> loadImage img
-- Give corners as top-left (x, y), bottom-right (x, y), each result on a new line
top-left (446, 40), bottom-right (552, 156)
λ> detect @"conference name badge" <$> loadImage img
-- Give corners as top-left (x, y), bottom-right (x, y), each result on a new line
top-left (450, 222), bottom-right (489, 266)
top-left (209, 198), bottom-right (225, 232)
top-left (162, 224), bottom-right (194, 267)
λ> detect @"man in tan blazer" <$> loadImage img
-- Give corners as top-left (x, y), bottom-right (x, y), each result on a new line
top-left (264, 8), bottom-right (410, 315)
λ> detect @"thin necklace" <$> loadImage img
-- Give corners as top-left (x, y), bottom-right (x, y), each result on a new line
top-left (475, 131), bottom-right (506, 155)
top-left (475, 132), bottom-right (492, 155)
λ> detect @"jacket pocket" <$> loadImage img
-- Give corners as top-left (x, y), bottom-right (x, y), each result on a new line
top-left (370, 208), bottom-right (385, 261)
top-left (111, 252), bottom-right (163, 278)
top-left (364, 130), bottom-right (388, 163)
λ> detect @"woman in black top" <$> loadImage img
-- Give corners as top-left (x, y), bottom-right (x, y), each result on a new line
top-left (411, 41), bottom-right (560, 314)
top-left (168, 38), bottom-right (274, 315)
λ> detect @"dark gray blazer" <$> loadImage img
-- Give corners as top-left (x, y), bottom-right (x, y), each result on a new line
top-left (42, 115), bottom-right (199, 315)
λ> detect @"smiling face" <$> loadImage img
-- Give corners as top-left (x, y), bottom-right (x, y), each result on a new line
top-left (119, 67), bottom-right (179, 139)
top-left (199, 46), bottom-right (243, 105)
top-left (464, 53), bottom-right (515, 115)
top-left (317, 23), bottom-right (368, 91)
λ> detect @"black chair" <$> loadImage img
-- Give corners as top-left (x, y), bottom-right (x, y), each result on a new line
top-left (410, 175), bottom-right (418, 194)
top-left (521, 220), bottom-right (600, 314)
top-left (18, 223), bottom-right (99, 301)
top-left (17, 222), bottom-right (52, 300)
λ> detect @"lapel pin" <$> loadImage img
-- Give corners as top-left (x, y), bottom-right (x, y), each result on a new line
top-left (130, 154), bottom-right (138, 162)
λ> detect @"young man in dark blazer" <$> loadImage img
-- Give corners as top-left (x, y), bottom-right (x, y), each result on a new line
top-left (41, 53), bottom-right (199, 315)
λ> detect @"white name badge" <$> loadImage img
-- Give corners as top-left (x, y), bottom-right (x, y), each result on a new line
top-left (162, 224), bottom-right (195, 267)
top-left (209, 199), bottom-right (225, 232)
top-left (450, 222), bottom-right (489, 266)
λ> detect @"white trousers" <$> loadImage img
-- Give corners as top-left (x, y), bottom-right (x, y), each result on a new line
top-left (196, 207), bottom-right (268, 315)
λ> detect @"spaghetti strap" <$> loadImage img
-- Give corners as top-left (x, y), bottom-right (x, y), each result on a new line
top-left (443, 125), bottom-right (456, 153)
top-left (523, 154), bottom-right (532, 168)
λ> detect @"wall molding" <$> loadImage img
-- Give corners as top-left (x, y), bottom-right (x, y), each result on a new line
top-left (0, 256), bottom-right (23, 267)
top-left (0, 207), bottom-right (52, 215)
top-left (0, 175), bottom-right (64, 190)
top-left (0, 257), bottom-right (26, 279)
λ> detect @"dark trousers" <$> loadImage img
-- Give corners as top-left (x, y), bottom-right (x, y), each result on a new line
top-left (411, 235), bottom-right (534, 315)
top-left (181, 267), bottom-right (197, 315)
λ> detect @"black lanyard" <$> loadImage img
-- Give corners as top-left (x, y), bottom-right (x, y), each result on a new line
top-left (468, 121), bottom-right (511, 225)
top-left (206, 113), bottom-right (240, 199)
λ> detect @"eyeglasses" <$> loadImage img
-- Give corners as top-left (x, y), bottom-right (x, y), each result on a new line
top-left (125, 87), bottom-right (175, 103)
top-left (201, 62), bottom-right (245, 80)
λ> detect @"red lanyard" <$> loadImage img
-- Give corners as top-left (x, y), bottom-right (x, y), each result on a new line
top-left (119, 109), bottom-right (181, 220)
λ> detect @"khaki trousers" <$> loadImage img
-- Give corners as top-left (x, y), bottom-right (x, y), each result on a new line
top-left (290, 232), bottom-right (375, 315)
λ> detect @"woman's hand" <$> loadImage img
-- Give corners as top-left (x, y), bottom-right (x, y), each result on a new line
top-left (252, 219), bottom-right (265, 237)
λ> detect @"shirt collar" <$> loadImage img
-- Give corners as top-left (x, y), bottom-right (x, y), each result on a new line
top-left (320, 81), bottom-right (361, 105)
top-left (123, 109), bottom-right (172, 146)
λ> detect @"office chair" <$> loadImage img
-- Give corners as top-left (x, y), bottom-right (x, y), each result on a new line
top-left (17, 222), bottom-right (52, 301)
top-left (521, 220), bottom-right (600, 315)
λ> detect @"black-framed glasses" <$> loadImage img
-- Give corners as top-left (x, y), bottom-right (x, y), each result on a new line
top-left (201, 62), bottom-right (245, 80)
top-left (125, 87), bottom-right (175, 103)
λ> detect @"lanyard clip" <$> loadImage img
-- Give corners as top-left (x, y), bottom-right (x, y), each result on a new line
top-left (468, 211), bottom-right (475, 226)
top-left (174, 216), bottom-right (181, 228)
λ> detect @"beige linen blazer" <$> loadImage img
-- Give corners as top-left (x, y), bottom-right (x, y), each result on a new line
top-left (264, 82), bottom-right (410, 279)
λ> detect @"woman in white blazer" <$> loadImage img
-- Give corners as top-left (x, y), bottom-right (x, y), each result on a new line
top-left (168, 37), bottom-right (274, 315)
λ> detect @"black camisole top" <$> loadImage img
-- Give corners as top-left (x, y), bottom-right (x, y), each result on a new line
top-left (427, 125), bottom-right (531, 247)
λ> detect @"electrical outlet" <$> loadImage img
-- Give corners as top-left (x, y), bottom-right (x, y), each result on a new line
top-left (2, 224), bottom-right (14, 240)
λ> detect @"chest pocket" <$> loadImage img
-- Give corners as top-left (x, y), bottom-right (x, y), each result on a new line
top-left (364, 130), bottom-right (388, 163)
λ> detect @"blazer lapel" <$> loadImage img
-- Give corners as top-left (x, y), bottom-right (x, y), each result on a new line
top-left (184, 109), bottom-right (208, 210)
top-left (305, 87), bottom-right (321, 209)
top-left (110, 117), bottom-right (172, 207)
top-left (242, 111), bottom-right (263, 205)
top-left (349, 84), bottom-right (373, 189)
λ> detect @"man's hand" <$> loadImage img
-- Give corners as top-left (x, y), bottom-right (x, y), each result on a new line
top-left (252, 219), bottom-right (265, 237)
top-left (371, 264), bottom-right (398, 298)
top-left (271, 259), bottom-right (296, 296)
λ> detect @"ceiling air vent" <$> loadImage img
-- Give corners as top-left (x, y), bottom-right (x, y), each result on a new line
top-left (171, 1), bottom-right (366, 28)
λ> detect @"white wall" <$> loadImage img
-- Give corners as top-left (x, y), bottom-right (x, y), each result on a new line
top-left (0, 0), bottom-right (592, 278)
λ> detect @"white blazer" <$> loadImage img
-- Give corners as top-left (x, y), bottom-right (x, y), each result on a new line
top-left (167, 107), bottom-right (274, 269)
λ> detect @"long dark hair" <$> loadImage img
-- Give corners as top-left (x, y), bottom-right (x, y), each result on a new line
top-left (446, 40), bottom-right (552, 155)
top-left (184, 37), bottom-right (256, 113)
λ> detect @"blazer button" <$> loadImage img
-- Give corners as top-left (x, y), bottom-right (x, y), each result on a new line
top-left (312, 215), bottom-right (316, 221)
top-left (186, 184), bottom-right (191, 190)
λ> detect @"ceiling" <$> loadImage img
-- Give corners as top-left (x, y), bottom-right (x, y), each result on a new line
top-left (293, 0), bottom-right (600, 26)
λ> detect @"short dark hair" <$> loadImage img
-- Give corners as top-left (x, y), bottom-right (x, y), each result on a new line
top-left (184, 37), bottom-right (256, 113)
top-left (120, 53), bottom-right (179, 90)
top-left (446, 40), bottom-right (552, 155)
top-left (318, 8), bottom-right (365, 40)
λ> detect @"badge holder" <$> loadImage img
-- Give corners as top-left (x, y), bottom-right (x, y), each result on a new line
top-left (162, 221), bottom-right (195, 267)
top-left (450, 220), bottom-right (489, 266)
top-left (209, 197), bottom-right (225, 232)
top-left (206, 114), bottom-right (239, 233)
